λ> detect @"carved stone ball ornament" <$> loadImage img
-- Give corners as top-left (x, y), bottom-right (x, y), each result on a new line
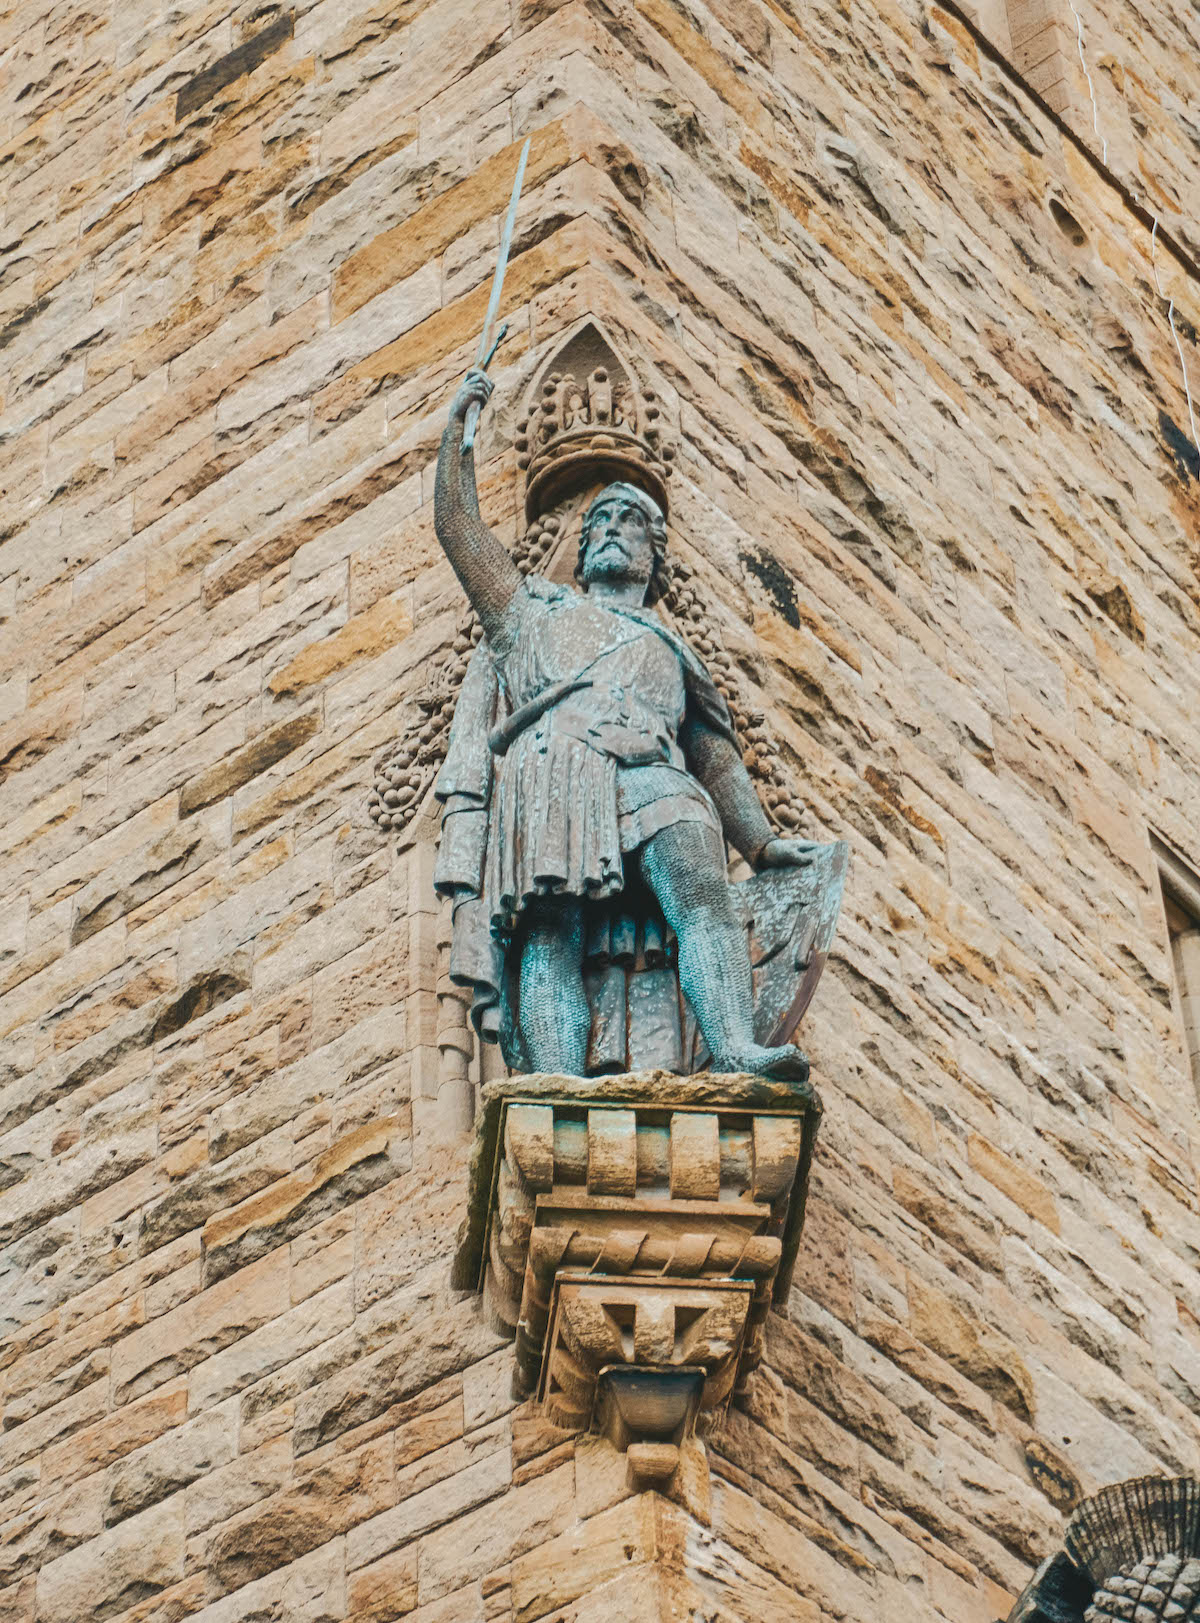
top-left (1007, 1476), bottom-right (1200, 1623)
top-left (1087, 1555), bottom-right (1200, 1620)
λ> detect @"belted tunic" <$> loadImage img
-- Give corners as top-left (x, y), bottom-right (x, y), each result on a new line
top-left (484, 577), bottom-right (723, 932)
top-left (434, 576), bottom-right (739, 1043)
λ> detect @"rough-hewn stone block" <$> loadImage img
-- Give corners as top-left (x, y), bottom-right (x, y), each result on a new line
top-left (178, 711), bottom-right (321, 817)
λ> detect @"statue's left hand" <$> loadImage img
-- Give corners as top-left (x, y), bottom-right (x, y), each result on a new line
top-left (756, 837), bottom-right (822, 870)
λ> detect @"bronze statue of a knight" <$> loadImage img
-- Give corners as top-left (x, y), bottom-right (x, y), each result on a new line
top-left (428, 340), bottom-right (847, 1083)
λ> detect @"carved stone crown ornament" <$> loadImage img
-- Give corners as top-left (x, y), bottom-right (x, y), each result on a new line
top-left (1006, 1475), bottom-right (1200, 1623)
top-left (514, 324), bottom-right (675, 522)
top-left (367, 321), bottom-right (808, 843)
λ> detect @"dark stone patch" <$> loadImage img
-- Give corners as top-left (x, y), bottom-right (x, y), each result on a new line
top-left (175, 11), bottom-right (294, 121)
top-left (71, 826), bottom-right (214, 946)
top-left (1007, 1551), bottom-right (1093, 1623)
top-left (0, 1152), bottom-right (35, 1193)
top-left (60, 1027), bottom-right (155, 1093)
top-left (1023, 1438), bottom-right (1082, 1512)
top-left (178, 709), bottom-right (319, 816)
top-left (0, 292), bottom-right (50, 353)
top-left (740, 546), bottom-right (800, 629)
top-left (105, 1453), bottom-right (203, 1529)
top-left (139, 1156), bottom-right (286, 1257)
top-left (1081, 567), bottom-right (1145, 646)
top-left (201, 1149), bottom-right (396, 1286)
top-left (1159, 408), bottom-right (1200, 483)
top-left (70, 883), bottom-right (130, 944)
top-left (96, 1579), bottom-right (166, 1623)
top-left (150, 968), bottom-right (249, 1043)
top-left (0, 707), bottom-right (76, 775)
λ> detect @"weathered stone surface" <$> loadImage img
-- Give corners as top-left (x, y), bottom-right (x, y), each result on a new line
top-left (178, 711), bottom-right (321, 817)
top-left (102, 1408), bottom-right (234, 1529)
top-left (346, 1446), bottom-right (511, 1573)
top-left (345, 1546), bottom-right (419, 1621)
top-left (0, 1473), bottom-right (104, 1590)
top-left (4, 0), bottom-right (1200, 1618)
top-left (204, 1437), bottom-right (394, 1595)
top-left (36, 1380), bottom-right (191, 1492)
top-left (31, 1499), bottom-right (184, 1623)
top-left (509, 1494), bottom-right (659, 1623)
top-left (175, 14), bottom-right (296, 121)
top-left (201, 1116), bottom-right (407, 1283)
top-left (266, 595), bottom-right (414, 698)
top-left (69, 822), bottom-right (223, 946)
top-left (907, 1274), bottom-right (1037, 1422)
top-left (109, 1254), bottom-right (290, 1403)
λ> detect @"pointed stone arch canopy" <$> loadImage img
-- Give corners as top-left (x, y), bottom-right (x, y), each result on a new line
top-left (514, 318), bottom-right (677, 522)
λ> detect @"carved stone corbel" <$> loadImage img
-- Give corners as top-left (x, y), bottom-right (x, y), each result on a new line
top-left (453, 1069), bottom-right (821, 1490)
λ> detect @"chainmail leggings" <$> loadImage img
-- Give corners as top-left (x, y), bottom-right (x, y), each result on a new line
top-left (516, 821), bottom-right (757, 1074)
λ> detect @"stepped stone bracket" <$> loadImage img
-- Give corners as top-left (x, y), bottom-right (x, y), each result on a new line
top-left (453, 1069), bottom-right (821, 1478)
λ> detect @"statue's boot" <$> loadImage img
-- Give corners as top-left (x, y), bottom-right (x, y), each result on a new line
top-left (711, 1042), bottom-right (811, 1084)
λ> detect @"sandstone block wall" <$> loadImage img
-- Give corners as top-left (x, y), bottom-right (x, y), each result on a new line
top-left (956, 0), bottom-right (1200, 271)
top-left (2, 0), bottom-right (1200, 1620)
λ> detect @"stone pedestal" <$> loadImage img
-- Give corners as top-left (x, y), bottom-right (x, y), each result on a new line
top-left (453, 1070), bottom-right (821, 1490)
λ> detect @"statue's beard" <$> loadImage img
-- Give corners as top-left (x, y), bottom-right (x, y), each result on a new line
top-left (582, 541), bottom-right (652, 595)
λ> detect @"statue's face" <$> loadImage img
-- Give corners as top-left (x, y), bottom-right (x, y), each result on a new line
top-left (580, 489), bottom-right (656, 593)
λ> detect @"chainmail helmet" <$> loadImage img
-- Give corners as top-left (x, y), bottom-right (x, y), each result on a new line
top-left (576, 482), bottom-right (670, 605)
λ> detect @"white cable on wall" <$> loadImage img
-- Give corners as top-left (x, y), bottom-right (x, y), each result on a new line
top-left (1152, 217), bottom-right (1200, 466)
top-left (1066, 0), bottom-right (1107, 164)
top-left (1064, 0), bottom-right (1199, 469)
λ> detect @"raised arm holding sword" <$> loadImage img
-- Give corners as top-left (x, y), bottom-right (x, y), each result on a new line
top-left (460, 137), bottom-right (529, 452)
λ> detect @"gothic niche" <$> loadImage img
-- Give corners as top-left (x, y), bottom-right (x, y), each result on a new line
top-left (371, 318), bottom-right (847, 1482)
top-left (371, 318), bottom-right (847, 1082)
top-left (1008, 1475), bottom-right (1200, 1622)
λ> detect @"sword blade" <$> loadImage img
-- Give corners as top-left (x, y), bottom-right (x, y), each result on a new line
top-left (476, 136), bottom-right (531, 366)
top-left (462, 138), bottom-right (531, 451)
